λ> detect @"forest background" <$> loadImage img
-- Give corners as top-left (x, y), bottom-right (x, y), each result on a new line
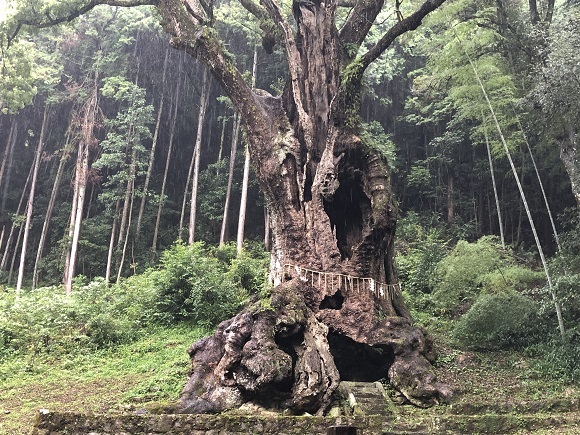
top-left (0, 0), bottom-right (578, 431)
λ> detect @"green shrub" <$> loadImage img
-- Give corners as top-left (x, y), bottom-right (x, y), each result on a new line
top-left (226, 253), bottom-right (269, 297)
top-left (85, 314), bottom-right (133, 347)
top-left (529, 337), bottom-right (580, 383)
top-left (453, 291), bottom-right (540, 350)
top-left (154, 241), bottom-right (244, 326)
top-left (480, 266), bottom-right (545, 294)
top-left (431, 236), bottom-right (509, 316)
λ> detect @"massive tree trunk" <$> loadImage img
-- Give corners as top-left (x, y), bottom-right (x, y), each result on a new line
top-left (156, 0), bottom-right (451, 414)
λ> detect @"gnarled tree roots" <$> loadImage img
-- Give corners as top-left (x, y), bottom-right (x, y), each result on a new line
top-left (177, 280), bottom-right (452, 415)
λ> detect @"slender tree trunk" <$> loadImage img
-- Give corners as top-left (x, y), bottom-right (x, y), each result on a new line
top-left (219, 113), bottom-right (241, 247)
top-left (1, 119), bottom-right (18, 217)
top-left (236, 145), bottom-right (250, 255)
top-left (64, 77), bottom-right (100, 296)
top-left (446, 172), bottom-right (454, 225)
top-left (0, 118), bottom-right (16, 193)
top-left (483, 114), bottom-right (505, 247)
top-left (235, 47), bottom-right (259, 254)
top-left (136, 48), bottom-right (169, 240)
top-left (7, 223), bottom-right (24, 285)
top-left (117, 177), bottom-right (136, 283)
top-left (153, 67), bottom-right (181, 251)
top-left (16, 105), bottom-right (50, 295)
top-left (560, 125), bottom-right (580, 208)
top-left (63, 147), bottom-right (81, 291)
top-left (217, 117), bottom-right (227, 164)
top-left (116, 144), bottom-right (137, 278)
top-left (264, 207), bottom-right (271, 251)
top-left (465, 45), bottom-right (566, 340)
top-left (545, 0), bottom-right (555, 24)
top-left (32, 134), bottom-right (71, 289)
top-left (64, 141), bottom-right (89, 296)
top-left (517, 116), bottom-right (560, 250)
top-left (1, 161), bottom-right (33, 272)
top-left (105, 200), bottom-right (120, 286)
top-left (188, 69), bottom-right (210, 245)
top-left (528, 0), bottom-right (540, 23)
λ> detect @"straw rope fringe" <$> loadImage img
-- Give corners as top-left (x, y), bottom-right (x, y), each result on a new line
top-left (279, 263), bottom-right (401, 302)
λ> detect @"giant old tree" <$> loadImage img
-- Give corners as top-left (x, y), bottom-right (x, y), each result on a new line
top-left (5, 0), bottom-right (451, 414)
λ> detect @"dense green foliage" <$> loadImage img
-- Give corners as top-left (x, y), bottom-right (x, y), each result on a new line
top-left (0, 242), bottom-right (267, 358)
top-left (397, 216), bottom-right (578, 381)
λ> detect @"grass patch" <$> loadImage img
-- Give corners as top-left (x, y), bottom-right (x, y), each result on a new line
top-left (0, 324), bottom-right (207, 434)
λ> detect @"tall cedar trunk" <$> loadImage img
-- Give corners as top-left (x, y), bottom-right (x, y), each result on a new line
top-left (188, 69), bottom-right (210, 245)
top-left (153, 69), bottom-right (181, 251)
top-left (264, 207), bottom-right (271, 251)
top-left (16, 105), bottom-right (50, 295)
top-left (446, 173), bottom-right (454, 225)
top-left (168, 0), bottom-right (451, 414)
top-left (0, 118), bottom-right (16, 196)
top-left (236, 146), bottom-right (250, 255)
top-left (136, 48), bottom-right (169, 240)
top-left (64, 140), bottom-right (89, 295)
top-left (64, 81), bottom-right (99, 296)
top-left (116, 146), bottom-right (137, 280)
top-left (105, 200), bottom-right (121, 286)
top-left (117, 176), bottom-right (135, 283)
top-left (1, 118), bottom-right (18, 217)
top-left (7, 223), bottom-right (24, 285)
top-left (0, 226), bottom-right (4, 256)
top-left (217, 117), bottom-right (227, 164)
top-left (219, 113), bottom-right (241, 246)
top-left (1, 159), bottom-right (33, 272)
top-left (560, 126), bottom-right (580, 207)
top-left (115, 132), bottom-right (137, 265)
top-left (32, 135), bottom-right (71, 289)
top-left (483, 119), bottom-right (505, 247)
top-left (236, 47), bottom-right (259, 255)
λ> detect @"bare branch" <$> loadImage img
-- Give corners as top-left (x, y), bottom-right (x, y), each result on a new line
top-left (260, 0), bottom-right (313, 143)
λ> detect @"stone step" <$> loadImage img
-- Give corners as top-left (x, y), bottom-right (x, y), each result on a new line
top-left (337, 381), bottom-right (393, 416)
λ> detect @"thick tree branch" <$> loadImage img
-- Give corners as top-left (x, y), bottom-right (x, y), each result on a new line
top-left (157, 0), bottom-right (272, 156)
top-left (360, 0), bottom-right (447, 69)
top-left (7, 0), bottom-right (157, 47)
top-left (240, 0), bottom-right (269, 19)
top-left (239, 0), bottom-right (279, 53)
top-left (339, 0), bottom-right (385, 52)
top-left (260, 0), bottom-right (313, 143)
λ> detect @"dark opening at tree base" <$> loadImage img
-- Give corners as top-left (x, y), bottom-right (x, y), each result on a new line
top-left (328, 330), bottom-right (394, 382)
